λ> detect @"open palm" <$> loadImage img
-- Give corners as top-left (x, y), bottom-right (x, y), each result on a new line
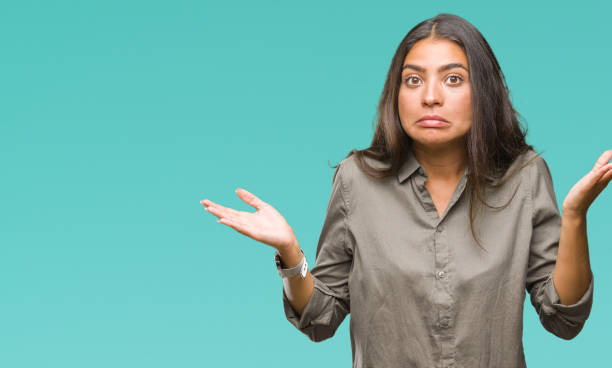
top-left (201, 188), bottom-right (297, 251)
top-left (562, 149), bottom-right (612, 217)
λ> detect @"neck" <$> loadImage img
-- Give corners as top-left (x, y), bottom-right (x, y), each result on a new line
top-left (411, 140), bottom-right (468, 182)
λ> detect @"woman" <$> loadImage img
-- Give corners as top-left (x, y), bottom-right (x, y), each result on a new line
top-left (201, 13), bottom-right (611, 367)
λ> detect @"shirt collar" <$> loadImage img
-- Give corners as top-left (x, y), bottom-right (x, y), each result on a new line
top-left (397, 148), bottom-right (422, 184)
top-left (396, 147), bottom-right (470, 184)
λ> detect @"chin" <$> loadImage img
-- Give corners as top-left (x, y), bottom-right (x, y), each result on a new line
top-left (410, 133), bottom-right (463, 148)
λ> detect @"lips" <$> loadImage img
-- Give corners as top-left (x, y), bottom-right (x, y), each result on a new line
top-left (416, 120), bottom-right (450, 128)
top-left (418, 114), bottom-right (448, 123)
top-left (416, 114), bottom-right (449, 128)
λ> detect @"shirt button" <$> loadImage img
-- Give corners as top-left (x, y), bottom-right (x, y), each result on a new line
top-left (439, 318), bottom-right (451, 328)
top-left (437, 270), bottom-right (446, 279)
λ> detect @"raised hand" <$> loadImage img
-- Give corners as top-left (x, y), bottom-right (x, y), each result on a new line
top-left (562, 149), bottom-right (612, 218)
top-left (201, 188), bottom-right (298, 251)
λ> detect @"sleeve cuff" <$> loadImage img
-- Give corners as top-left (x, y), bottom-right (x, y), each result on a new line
top-left (282, 276), bottom-right (336, 331)
top-left (546, 272), bottom-right (594, 319)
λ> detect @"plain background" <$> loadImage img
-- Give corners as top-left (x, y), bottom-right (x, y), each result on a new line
top-left (1, 0), bottom-right (610, 366)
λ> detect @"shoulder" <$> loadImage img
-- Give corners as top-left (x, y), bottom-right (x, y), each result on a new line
top-left (337, 152), bottom-right (383, 170)
top-left (483, 149), bottom-right (549, 198)
top-left (332, 154), bottom-right (357, 190)
top-left (513, 149), bottom-right (557, 208)
top-left (518, 149), bottom-right (554, 185)
top-left (334, 152), bottom-right (392, 183)
top-left (501, 149), bottom-right (550, 182)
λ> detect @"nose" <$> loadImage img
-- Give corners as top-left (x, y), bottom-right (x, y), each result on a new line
top-left (422, 80), bottom-right (443, 107)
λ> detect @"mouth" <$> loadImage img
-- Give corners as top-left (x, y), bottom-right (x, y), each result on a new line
top-left (416, 119), bottom-right (450, 128)
top-left (417, 114), bottom-right (450, 128)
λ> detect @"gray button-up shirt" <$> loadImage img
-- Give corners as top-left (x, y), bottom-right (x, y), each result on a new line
top-left (281, 148), bottom-right (594, 368)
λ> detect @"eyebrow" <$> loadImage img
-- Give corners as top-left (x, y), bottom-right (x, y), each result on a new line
top-left (402, 63), bottom-right (469, 73)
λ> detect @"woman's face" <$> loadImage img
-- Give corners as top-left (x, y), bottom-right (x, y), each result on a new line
top-left (398, 38), bottom-right (472, 149)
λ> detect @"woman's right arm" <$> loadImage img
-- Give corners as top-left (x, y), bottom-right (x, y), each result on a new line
top-left (201, 160), bottom-right (352, 342)
top-left (200, 187), bottom-right (315, 317)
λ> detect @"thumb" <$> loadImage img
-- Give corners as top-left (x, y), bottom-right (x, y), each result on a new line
top-left (236, 188), bottom-right (266, 210)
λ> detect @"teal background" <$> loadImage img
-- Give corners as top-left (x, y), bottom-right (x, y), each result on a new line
top-left (1, 0), bottom-right (610, 366)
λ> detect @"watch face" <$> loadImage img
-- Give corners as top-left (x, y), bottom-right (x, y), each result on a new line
top-left (274, 253), bottom-right (283, 270)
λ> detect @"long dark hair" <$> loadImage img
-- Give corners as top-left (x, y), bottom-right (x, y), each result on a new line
top-left (336, 13), bottom-right (539, 251)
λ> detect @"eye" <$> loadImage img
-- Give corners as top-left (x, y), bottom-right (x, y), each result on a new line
top-left (403, 75), bottom-right (422, 87)
top-left (403, 73), bottom-right (465, 87)
top-left (446, 74), bottom-right (463, 85)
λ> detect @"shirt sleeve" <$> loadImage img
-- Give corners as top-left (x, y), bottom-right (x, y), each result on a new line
top-left (281, 160), bottom-right (353, 342)
top-left (525, 154), bottom-right (594, 340)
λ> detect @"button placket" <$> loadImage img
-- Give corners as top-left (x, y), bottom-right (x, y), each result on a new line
top-left (433, 223), bottom-right (454, 337)
top-left (435, 226), bottom-right (446, 280)
top-left (439, 317), bottom-right (451, 328)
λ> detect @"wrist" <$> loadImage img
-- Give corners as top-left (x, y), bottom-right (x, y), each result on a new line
top-left (277, 239), bottom-right (299, 256)
top-left (277, 243), bottom-right (302, 268)
top-left (561, 208), bottom-right (587, 222)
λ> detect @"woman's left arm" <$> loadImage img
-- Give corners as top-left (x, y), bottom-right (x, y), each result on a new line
top-left (554, 149), bottom-right (612, 305)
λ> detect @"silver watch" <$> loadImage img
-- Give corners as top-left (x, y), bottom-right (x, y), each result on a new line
top-left (274, 248), bottom-right (308, 279)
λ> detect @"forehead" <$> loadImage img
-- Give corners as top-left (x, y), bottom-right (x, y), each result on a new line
top-left (402, 38), bottom-right (468, 67)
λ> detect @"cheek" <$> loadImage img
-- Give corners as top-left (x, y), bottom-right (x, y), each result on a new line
top-left (459, 91), bottom-right (472, 118)
top-left (397, 90), bottom-right (419, 117)
top-left (452, 91), bottom-right (472, 128)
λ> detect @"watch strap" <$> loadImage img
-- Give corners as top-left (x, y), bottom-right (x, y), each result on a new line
top-left (274, 248), bottom-right (308, 279)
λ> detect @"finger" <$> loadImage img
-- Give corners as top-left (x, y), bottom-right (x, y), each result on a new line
top-left (595, 162), bottom-right (612, 181)
top-left (216, 203), bottom-right (243, 217)
top-left (593, 149), bottom-right (612, 170)
top-left (204, 205), bottom-right (222, 218)
top-left (218, 217), bottom-right (253, 238)
top-left (236, 188), bottom-right (266, 210)
top-left (202, 198), bottom-right (244, 216)
top-left (600, 165), bottom-right (612, 184)
top-left (591, 166), bottom-right (612, 196)
top-left (206, 205), bottom-right (244, 222)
